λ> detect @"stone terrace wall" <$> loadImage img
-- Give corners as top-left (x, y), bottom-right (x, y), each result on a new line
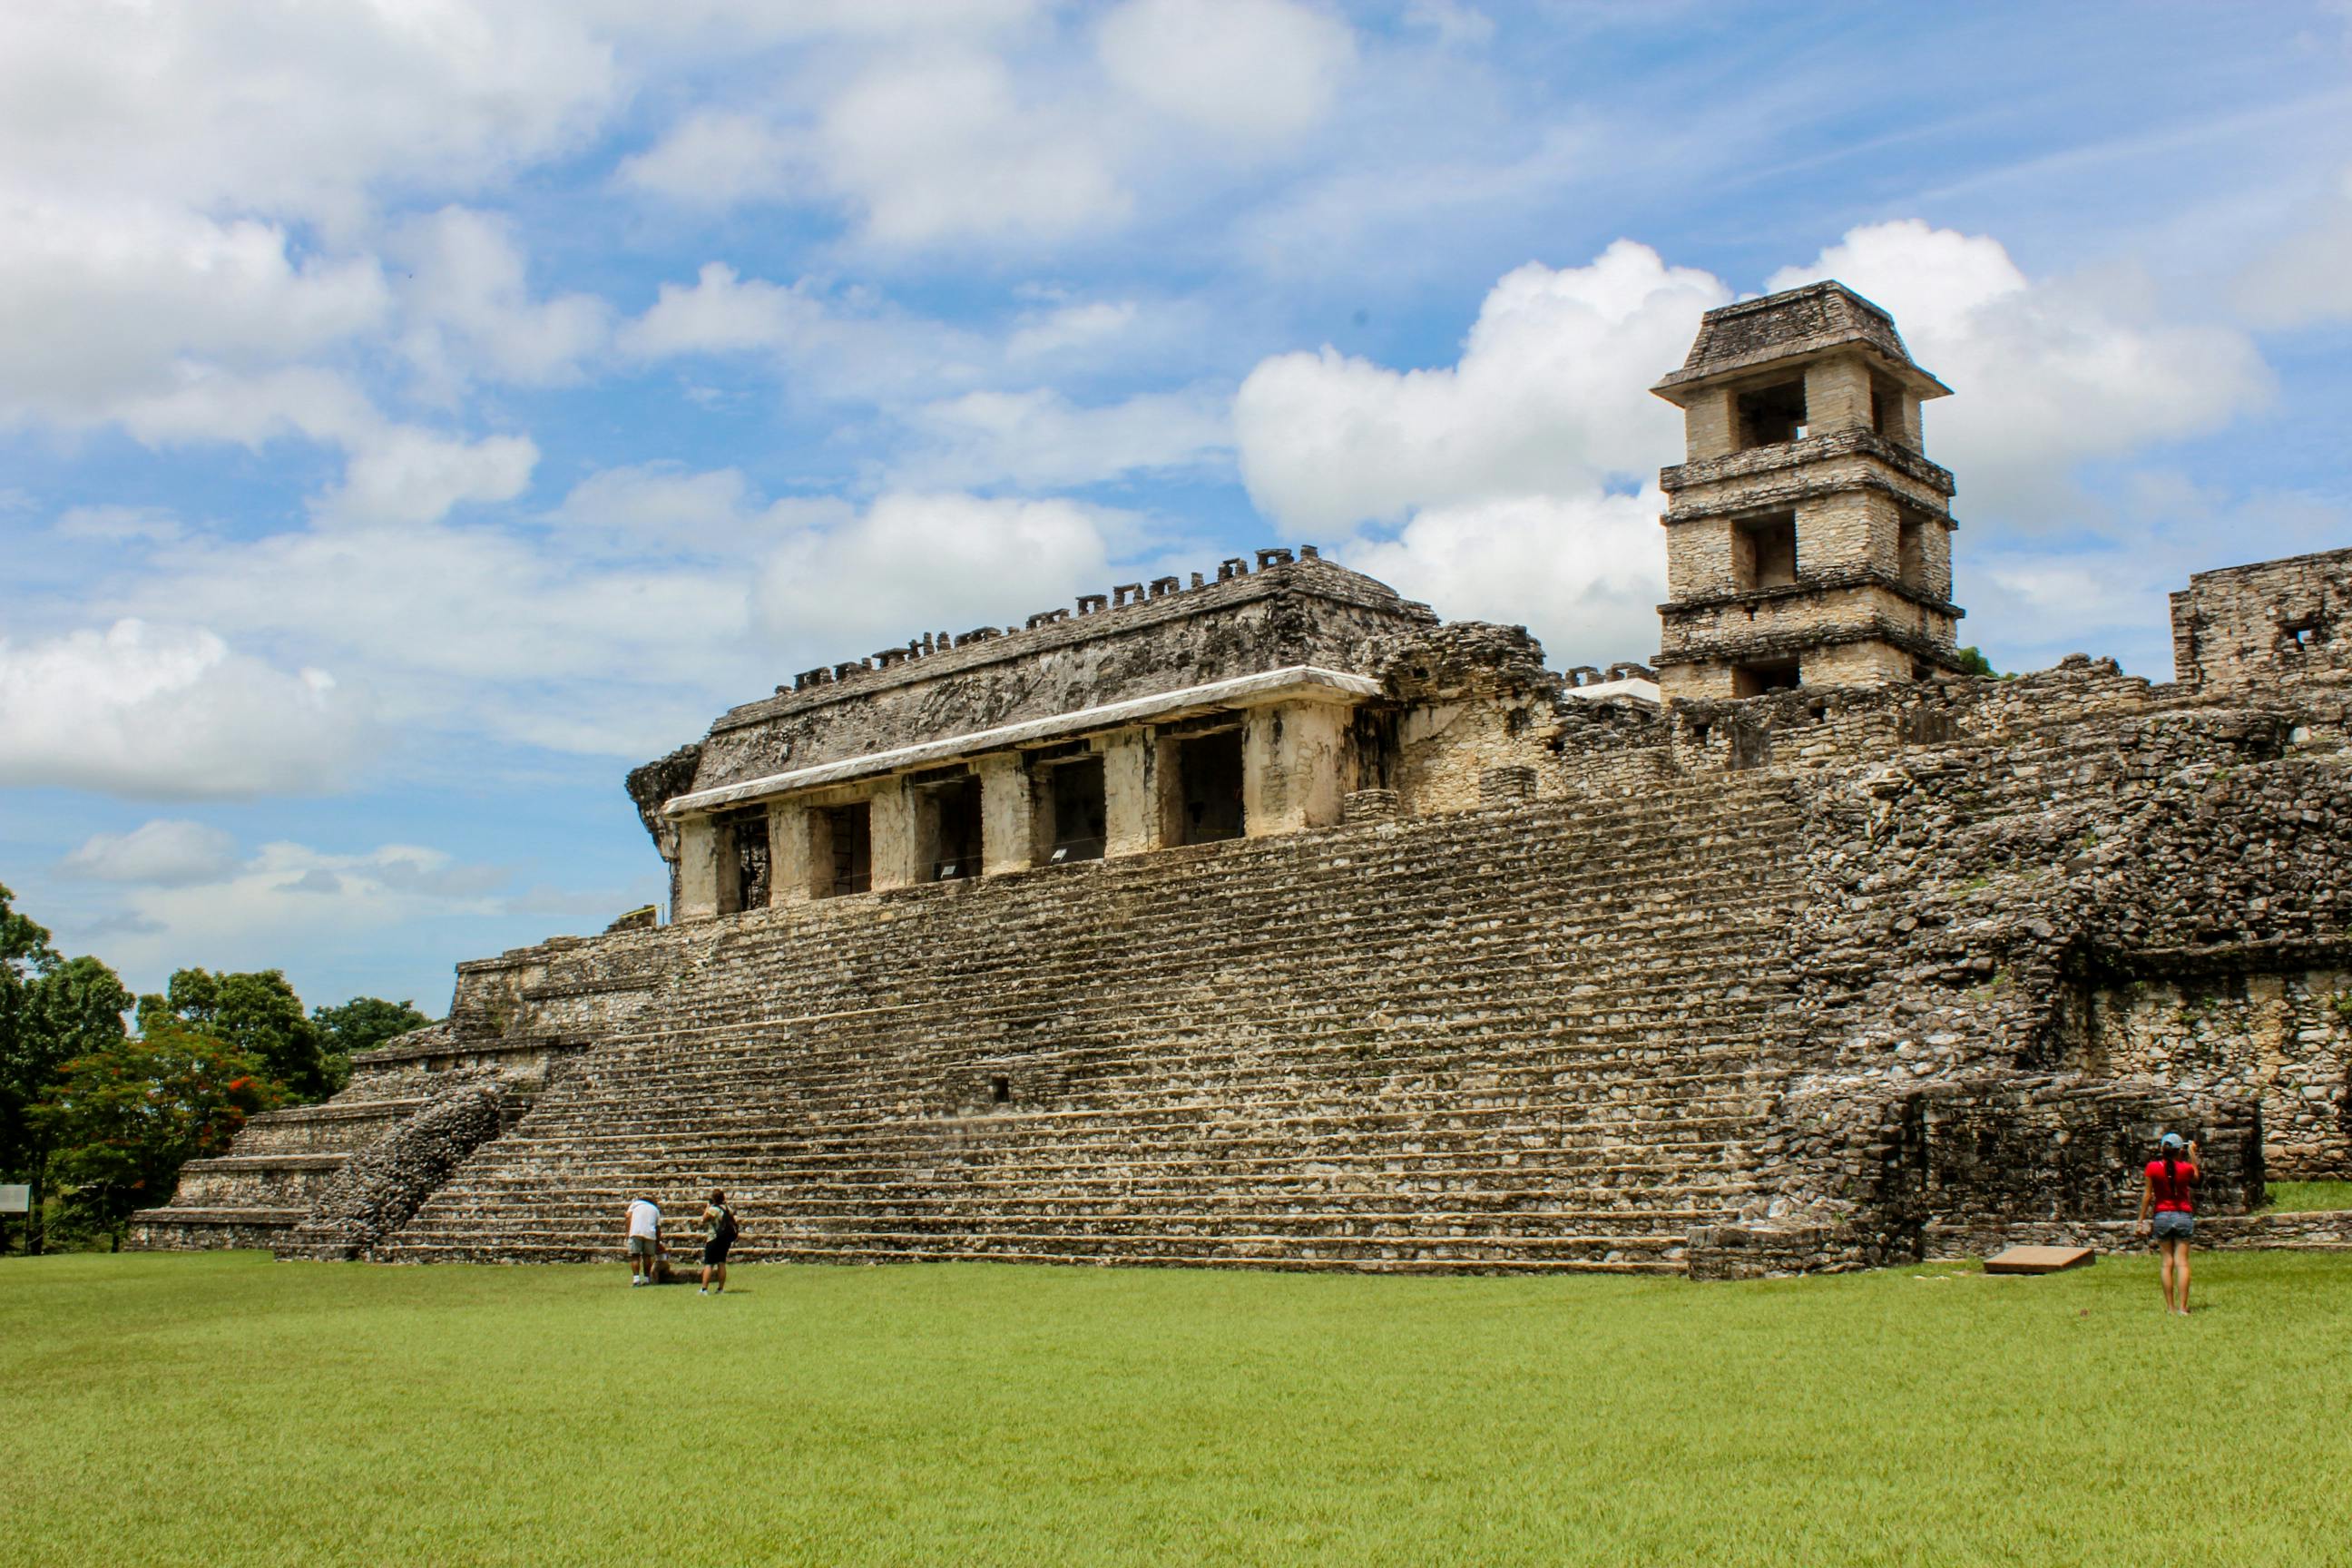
top-left (674, 554), bottom-right (1436, 800)
top-left (2172, 545), bottom-right (2352, 694)
top-left (388, 772), bottom-right (1813, 1274)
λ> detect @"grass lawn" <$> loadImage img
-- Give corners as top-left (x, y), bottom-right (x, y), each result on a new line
top-left (6, 1250), bottom-right (2350, 1567)
top-left (2267, 1179), bottom-right (2352, 1211)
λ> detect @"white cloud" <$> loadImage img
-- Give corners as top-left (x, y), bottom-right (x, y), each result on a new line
top-left (54, 506), bottom-right (183, 544)
top-left (1098, 0), bottom-right (1357, 143)
top-left (1236, 239), bottom-right (1725, 534)
top-left (392, 207), bottom-right (610, 391)
top-left (759, 492), bottom-right (1131, 649)
top-left (100, 365), bottom-right (538, 527)
top-left (1767, 220), bottom-right (2273, 524)
top-left (0, 201), bottom-right (387, 423)
top-left (614, 111), bottom-right (802, 208)
top-left (1006, 299), bottom-right (1142, 361)
top-left (76, 838), bottom-right (516, 992)
top-left (0, 2), bottom-right (619, 225)
top-left (2234, 164), bottom-right (2352, 328)
top-left (619, 261), bottom-right (989, 403)
top-left (1343, 490), bottom-right (1668, 668)
top-left (814, 51), bottom-right (1132, 246)
top-left (59, 820), bottom-right (240, 887)
top-left (899, 386), bottom-right (1231, 489)
top-left (0, 621), bottom-right (371, 799)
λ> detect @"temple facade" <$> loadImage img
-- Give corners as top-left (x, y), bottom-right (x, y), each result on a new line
top-left (130, 283), bottom-right (2352, 1279)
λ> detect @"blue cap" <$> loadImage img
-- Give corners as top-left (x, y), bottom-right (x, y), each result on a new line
top-left (2160, 1132), bottom-right (2185, 1150)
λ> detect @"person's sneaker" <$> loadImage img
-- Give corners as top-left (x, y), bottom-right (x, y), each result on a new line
top-left (698, 1287), bottom-right (709, 1296)
top-left (631, 1277), bottom-right (648, 1288)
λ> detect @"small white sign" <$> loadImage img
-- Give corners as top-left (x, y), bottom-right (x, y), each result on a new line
top-left (0, 1185), bottom-right (28, 1214)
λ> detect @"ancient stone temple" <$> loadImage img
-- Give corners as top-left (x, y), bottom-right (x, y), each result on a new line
top-left (132, 283), bottom-right (2352, 1277)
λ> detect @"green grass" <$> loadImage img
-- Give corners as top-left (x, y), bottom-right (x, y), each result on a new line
top-left (6, 1251), bottom-right (2352, 1567)
top-left (2266, 1179), bottom-right (2352, 1212)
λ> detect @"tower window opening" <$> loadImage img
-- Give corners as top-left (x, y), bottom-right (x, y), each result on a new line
top-left (1733, 512), bottom-right (1798, 591)
top-left (991, 1075), bottom-right (1011, 1104)
top-left (1898, 515), bottom-right (1926, 590)
top-left (1732, 660), bottom-right (1800, 699)
top-left (1736, 378), bottom-right (1808, 448)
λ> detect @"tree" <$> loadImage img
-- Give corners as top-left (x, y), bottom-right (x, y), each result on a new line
top-left (312, 996), bottom-right (433, 1092)
top-left (1, 886), bottom-right (135, 1253)
top-left (137, 968), bottom-right (330, 1101)
top-left (1954, 646), bottom-right (2004, 679)
top-left (34, 1020), bottom-right (281, 1249)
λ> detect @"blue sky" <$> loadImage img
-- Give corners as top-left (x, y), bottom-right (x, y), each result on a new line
top-left (4, 0), bottom-right (2348, 1016)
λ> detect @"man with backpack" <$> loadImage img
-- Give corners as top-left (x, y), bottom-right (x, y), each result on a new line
top-left (700, 1190), bottom-right (740, 1295)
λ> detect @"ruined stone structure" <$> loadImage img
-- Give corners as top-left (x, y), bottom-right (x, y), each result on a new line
top-left (132, 285), bottom-right (2352, 1277)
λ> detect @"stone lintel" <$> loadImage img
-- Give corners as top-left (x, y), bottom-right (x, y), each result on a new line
top-left (1657, 570), bottom-right (1965, 622)
top-left (1660, 428), bottom-right (1955, 499)
top-left (1651, 618), bottom-right (1969, 671)
top-left (1660, 467), bottom-right (1959, 527)
top-left (662, 665), bottom-right (1381, 818)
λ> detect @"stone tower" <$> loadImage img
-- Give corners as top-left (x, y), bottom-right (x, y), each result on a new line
top-left (1649, 281), bottom-right (1965, 701)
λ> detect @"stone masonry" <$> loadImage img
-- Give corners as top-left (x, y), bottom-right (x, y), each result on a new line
top-left (132, 283), bottom-right (2352, 1278)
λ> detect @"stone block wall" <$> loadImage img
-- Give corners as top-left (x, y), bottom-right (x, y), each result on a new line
top-left (2172, 546), bottom-right (2352, 693)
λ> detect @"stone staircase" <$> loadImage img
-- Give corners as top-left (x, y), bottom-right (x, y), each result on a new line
top-left (125, 1030), bottom-right (592, 1251)
top-left (385, 776), bottom-right (1808, 1274)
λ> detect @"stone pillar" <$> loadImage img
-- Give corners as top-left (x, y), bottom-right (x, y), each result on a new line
top-left (1682, 385), bottom-right (1737, 461)
top-left (869, 781), bottom-right (921, 890)
top-left (675, 815), bottom-right (723, 921)
top-left (1242, 701), bottom-right (1348, 838)
top-left (1102, 729), bottom-right (1162, 858)
top-left (767, 799), bottom-right (815, 906)
top-left (977, 754), bottom-right (1036, 875)
top-left (1803, 355), bottom-right (1873, 436)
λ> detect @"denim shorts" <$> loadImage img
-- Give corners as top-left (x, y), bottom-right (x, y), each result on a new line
top-left (2152, 1210), bottom-right (2194, 1242)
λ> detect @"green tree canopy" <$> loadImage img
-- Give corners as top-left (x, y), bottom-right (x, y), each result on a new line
top-left (138, 967), bottom-right (330, 1100)
top-left (35, 1019), bottom-right (281, 1246)
top-left (312, 996), bottom-right (432, 1056)
top-left (0, 881), bottom-right (65, 1185)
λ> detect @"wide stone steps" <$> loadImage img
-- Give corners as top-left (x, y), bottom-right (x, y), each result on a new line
top-left (385, 782), bottom-right (1810, 1273)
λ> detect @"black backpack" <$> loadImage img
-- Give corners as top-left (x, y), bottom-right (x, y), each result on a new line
top-left (714, 1205), bottom-right (740, 1245)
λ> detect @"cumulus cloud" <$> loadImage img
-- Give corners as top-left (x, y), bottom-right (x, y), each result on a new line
top-left (1237, 239), bottom-right (1724, 534)
top-left (1097, 0), bottom-right (1357, 143)
top-left (1236, 223), bottom-right (2275, 669)
top-left (59, 820), bottom-right (240, 887)
top-left (815, 50), bottom-right (1132, 246)
top-left (613, 110), bottom-right (803, 209)
top-left (392, 207), bottom-right (610, 392)
top-left (760, 492), bottom-right (1131, 650)
top-left (1767, 220), bottom-right (2273, 524)
top-left (71, 837), bottom-right (518, 996)
top-left (1232, 240), bottom-right (1720, 662)
top-left (898, 386), bottom-right (1231, 489)
top-left (0, 621), bottom-right (370, 799)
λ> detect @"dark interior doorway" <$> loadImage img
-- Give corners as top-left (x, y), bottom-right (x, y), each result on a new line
top-left (721, 808), bottom-right (769, 912)
top-left (1045, 758), bottom-right (1106, 863)
top-left (925, 777), bottom-right (982, 880)
top-left (1175, 729), bottom-right (1245, 844)
top-left (823, 801), bottom-right (871, 896)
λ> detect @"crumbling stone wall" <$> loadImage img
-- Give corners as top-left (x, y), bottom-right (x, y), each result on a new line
top-left (680, 554), bottom-right (1435, 802)
top-left (2172, 546), bottom-right (2352, 694)
top-left (282, 1075), bottom-right (513, 1260)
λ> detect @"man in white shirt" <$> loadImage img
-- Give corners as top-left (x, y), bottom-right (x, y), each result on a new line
top-left (624, 1198), bottom-right (662, 1287)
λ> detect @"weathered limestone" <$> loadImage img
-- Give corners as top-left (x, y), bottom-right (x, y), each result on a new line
top-left (134, 282), bottom-right (2352, 1280)
top-left (1652, 282), bottom-right (1965, 702)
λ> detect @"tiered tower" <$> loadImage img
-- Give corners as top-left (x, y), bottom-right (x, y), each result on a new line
top-left (1650, 281), bottom-right (1965, 701)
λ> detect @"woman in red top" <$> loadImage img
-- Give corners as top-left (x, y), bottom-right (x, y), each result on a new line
top-left (2134, 1132), bottom-right (2198, 1316)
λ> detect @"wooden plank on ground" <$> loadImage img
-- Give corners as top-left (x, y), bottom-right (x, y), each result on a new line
top-left (1984, 1245), bottom-right (2095, 1275)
